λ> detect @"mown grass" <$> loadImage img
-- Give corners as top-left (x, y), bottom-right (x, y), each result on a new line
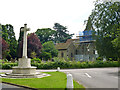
top-left (2, 72), bottom-right (85, 89)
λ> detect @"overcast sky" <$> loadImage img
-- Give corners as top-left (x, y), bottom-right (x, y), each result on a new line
top-left (0, 0), bottom-right (96, 40)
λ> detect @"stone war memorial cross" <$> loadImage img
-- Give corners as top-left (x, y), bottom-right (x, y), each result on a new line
top-left (21, 24), bottom-right (30, 59)
top-left (7, 24), bottom-right (40, 78)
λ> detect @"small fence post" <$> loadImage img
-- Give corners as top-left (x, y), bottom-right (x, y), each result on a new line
top-left (57, 67), bottom-right (60, 72)
top-left (67, 73), bottom-right (73, 89)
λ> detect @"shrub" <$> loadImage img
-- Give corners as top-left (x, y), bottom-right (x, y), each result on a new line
top-left (41, 52), bottom-right (52, 61)
top-left (1, 60), bottom-right (119, 69)
top-left (108, 58), bottom-right (113, 61)
top-left (31, 58), bottom-right (41, 63)
top-left (2, 63), bottom-right (18, 69)
top-left (0, 59), bottom-right (2, 63)
top-left (96, 57), bottom-right (103, 60)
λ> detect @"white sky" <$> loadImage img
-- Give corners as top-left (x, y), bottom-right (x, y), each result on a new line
top-left (0, 0), bottom-right (95, 40)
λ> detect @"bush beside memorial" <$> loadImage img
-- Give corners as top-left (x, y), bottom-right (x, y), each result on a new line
top-left (1, 60), bottom-right (119, 69)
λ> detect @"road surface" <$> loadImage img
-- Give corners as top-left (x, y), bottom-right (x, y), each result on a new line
top-left (62, 68), bottom-right (119, 88)
top-left (0, 83), bottom-right (28, 90)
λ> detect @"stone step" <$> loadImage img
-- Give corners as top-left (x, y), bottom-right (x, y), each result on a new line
top-left (0, 74), bottom-right (7, 77)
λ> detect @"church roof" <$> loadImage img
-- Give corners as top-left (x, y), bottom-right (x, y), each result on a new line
top-left (66, 39), bottom-right (79, 43)
top-left (55, 39), bottom-right (79, 50)
top-left (55, 43), bottom-right (70, 50)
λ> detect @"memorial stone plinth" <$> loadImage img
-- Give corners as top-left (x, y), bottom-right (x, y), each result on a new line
top-left (7, 24), bottom-right (38, 78)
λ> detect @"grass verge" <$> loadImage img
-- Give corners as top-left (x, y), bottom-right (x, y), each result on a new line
top-left (2, 72), bottom-right (85, 89)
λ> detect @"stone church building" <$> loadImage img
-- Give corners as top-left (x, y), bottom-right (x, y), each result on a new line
top-left (55, 30), bottom-right (98, 61)
top-left (55, 39), bottom-right (77, 60)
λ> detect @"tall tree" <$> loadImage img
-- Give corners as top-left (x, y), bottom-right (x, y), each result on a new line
top-left (0, 39), bottom-right (1, 59)
top-left (1, 24), bottom-right (17, 59)
top-left (17, 27), bottom-right (24, 59)
top-left (1, 25), bottom-right (9, 43)
top-left (112, 26), bottom-right (120, 59)
top-left (18, 27), bottom-right (24, 42)
top-left (84, 16), bottom-right (93, 31)
top-left (35, 28), bottom-right (56, 44)
top-left (0, 24), bottom-right (2, 34)
top-left (53, 23), bottom-right (73, 43)
top-left (6, 24), bottom-right (17, 59)
top-left (88, 0), bottom-right (120, 59)
top-left (18, 33), bottom-right (42, 58)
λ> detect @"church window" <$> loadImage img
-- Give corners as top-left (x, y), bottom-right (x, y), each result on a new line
top-left (61, 52), bottom-right (64, 57)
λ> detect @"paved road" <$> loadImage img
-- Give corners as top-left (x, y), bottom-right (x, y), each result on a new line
top-left (1, 68), bottom-right (119, 88)
top-left (62, 68), bottom-right (119, 88)
top-left (0, 83), bottom-right (28, 90)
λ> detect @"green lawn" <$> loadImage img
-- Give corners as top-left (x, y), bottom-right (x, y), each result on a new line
top-left (2, 72), bottom-right (85, 89)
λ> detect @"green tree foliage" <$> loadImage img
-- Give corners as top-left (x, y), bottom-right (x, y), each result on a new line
top-left (31, 51), bottom-right (37, 59)
top-left (84, 16), bottom-right (93, 31)
top-left (18, 33), bottom-right (42, 58)
top-left (88, 0), bottom-right (120, 59)
top-left (18, 27), bottom-right (24, 42)
top-left (41, 41), bottom-right (58, 60)
top-left (17, 27), bottom-right (24, 59)
top-left (41, 52), bottom-right (52, 61)
top-left (112, 27), bottom-right (120, 55)
top-left (1, 24), bottom-right (17, 59)
top-left (35, 23), bottom-right (73, 44)
top-left (0, 24), bottom-right (2, 35)
top-left (35, 28), bottom-right (56, 44)
top-left (6, 24), bottom-right (17, 59)
top-left (53, 23), bottom-right (73, 43)
top-left (0, 24), bottom-right (2, 59)
top-left (1, 25), bottom-right (9, 43)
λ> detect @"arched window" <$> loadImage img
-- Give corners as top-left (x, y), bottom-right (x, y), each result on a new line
top-left (76, 50), bottom-right (78, 55)
top-left (61, 52), bottom-right (64, 57)
top-left (71, 53), bottom-right (73, 57)
top-left (93, 50), bottom-right (95, 54)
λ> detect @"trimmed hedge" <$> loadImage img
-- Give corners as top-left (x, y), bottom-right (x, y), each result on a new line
top-left (1, 63), bottom-right (18, 69)
top-left (1, 61), bottom-right (119, 69)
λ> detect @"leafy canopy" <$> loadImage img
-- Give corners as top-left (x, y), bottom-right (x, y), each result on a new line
top-left (53, 23), bottom-right (74, 43)
top-left (88, 0), bottom-right (120, 59)
top-left (1, 24), bottom-right (17, 59)
top-left (42, 41), bottom-right (58, 59)
top-left (36, 23), bottom-right (74, 44)
top-left (35, 28), bottom-right (56, 44)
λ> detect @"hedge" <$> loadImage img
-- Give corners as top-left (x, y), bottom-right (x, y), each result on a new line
top-left (1, 61), bottom-right (119, 69)
top-left (1, 63), bottom-right (18, 69)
